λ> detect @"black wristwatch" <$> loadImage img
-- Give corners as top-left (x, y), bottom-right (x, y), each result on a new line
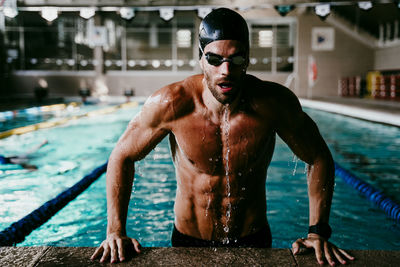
top-left (308, 223), bottom-right (332, 239)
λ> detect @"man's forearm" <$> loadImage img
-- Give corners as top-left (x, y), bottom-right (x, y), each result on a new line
top-left (307, 154), bottom-right (335, 225)
top-left (106, 155), bottom-right (135, 235)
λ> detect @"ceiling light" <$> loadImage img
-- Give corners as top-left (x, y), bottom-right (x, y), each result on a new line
top-left (315, 4), bottom-right (330, 20)
top-left (41, 7), bottom-right (58, 22)
top-left (80, 8), bottom-right (95, 19)
top-left (358, 2), bottom-right (373, 11)
top-left (274, 5), bottom-right (295, 17)
top-left (3, 7), bottom-right (18, 18)
top-left (120, 7), bottom-right (135, 20)
top-left (3, 0), bottom-right (18, 18)
top-left (160, 8), bottom-right (174, 21)
top-left (197, 7), bottom-right (212, 19)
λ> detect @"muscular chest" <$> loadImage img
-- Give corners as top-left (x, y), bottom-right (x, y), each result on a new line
top-left (171, 110), bottom-right (275, 174)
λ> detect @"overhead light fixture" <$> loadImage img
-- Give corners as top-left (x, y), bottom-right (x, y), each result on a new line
top-left (315, 4), bottom-right (330, 20)
top-left (3, 7), bottom-right (18, 18)
top-left (80, 7), bottom-right (95, 19)
top-left (3, 0), bottom-right (18, 18)
top-left (41, 7), bottom-right (58, 22)
top-left (274, 5), bottom-right (295, 16)
top-left (160, 8), bottom-right (174, 21)
top-left (358, 1), bottom-right (373, 11)
top-left (120, 7), bottom-right (135, 20)
top-left (197, 7), bottom-right (212, 19)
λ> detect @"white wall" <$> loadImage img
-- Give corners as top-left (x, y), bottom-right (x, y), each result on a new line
top-left (374, 45), bottom-right (400, 70)
top-left (296, 11), bottom-right (374, 98)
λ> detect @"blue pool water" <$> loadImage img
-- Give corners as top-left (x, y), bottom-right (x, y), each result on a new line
top-left (0, 103), bottom-right (399, 249)
top-left (0, 103), bottom-right (102, 132)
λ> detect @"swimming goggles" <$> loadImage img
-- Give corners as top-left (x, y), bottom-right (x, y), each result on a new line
top-left (200, 46), bottom-right (246, 66)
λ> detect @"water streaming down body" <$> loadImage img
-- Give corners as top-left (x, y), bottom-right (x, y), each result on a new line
top-left (223, 105), bottom-right (232, 243)
top-left (292, 154), bottom-right (299, 175)
top-left (205, 158), bottom-right (212, 218)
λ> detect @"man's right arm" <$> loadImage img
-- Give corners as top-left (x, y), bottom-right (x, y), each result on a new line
top-left (91, 89), bottom-right (173, 263)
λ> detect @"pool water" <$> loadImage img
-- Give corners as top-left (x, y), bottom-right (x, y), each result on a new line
top-left (0, 104), bottom-right (399, 249)
top-left (0, 103), bottom-right (103, 132)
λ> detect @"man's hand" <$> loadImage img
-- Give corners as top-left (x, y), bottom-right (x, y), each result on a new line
top-left (292, 234), bottom-right (354, 266)
top-left (91, 233), bottom-right (141, 263)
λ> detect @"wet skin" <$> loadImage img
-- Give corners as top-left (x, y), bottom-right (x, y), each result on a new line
top-left (91, 40), bottom-right (354, 265)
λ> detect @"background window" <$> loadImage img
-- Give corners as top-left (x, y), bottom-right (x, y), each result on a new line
top-left (125, 11), bottom-right (173, 71)
top-left (4, 12), bottom-right (95, 71)
top-left (248, 22), bottom-right (295, 73)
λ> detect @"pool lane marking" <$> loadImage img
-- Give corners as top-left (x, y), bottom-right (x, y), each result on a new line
top-left (0, 101), bottom-right (138, 139)
top-left (0, 161), bottom-right (108, 246)
top-left (335, 162), bottom-right (400, 223)
top-left (0, 102), bottom-right (80, 120)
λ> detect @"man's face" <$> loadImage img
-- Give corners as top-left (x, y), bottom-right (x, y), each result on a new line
top-left (200, 40), bottom-right (248, 104)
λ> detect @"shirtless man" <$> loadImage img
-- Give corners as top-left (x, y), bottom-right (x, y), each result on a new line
top-left (91, 8), bottom-right (354, 266)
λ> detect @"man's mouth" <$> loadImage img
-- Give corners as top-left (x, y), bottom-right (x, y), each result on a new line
top-left (218, 82), bottom-right (234, 93)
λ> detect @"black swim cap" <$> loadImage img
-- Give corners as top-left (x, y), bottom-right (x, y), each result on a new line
top-left (199, 8), bottom-right (249, 58)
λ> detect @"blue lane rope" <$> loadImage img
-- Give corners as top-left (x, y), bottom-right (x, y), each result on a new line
top-left (335, 162), bottom-right (400, 223)
top-left (0, 162), bottom-right (107, 246)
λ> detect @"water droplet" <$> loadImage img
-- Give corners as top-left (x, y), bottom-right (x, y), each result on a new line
top-left (213, 247), bottom-right (217, 252)
top-left (292, 154), bottom-right (298, 175)
top-left (209, 158), bottom-right (213, 161)
top-left (304, 163), bottom-right (309, 174)
top-left (238, 172), bottom-right (242, 176)
top-left (224, 226), bottom-right (229, 233)
top-left (241, 187), bottom-right (246, 191)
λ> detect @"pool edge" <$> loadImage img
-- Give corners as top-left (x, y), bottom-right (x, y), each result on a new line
top-left (1, 247), bottom-right (399, 266)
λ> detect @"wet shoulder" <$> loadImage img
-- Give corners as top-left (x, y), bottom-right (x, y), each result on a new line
top-left (245, 75), bottom-right (301, 111)
top-left (143, 75), bottom-right (199, 126)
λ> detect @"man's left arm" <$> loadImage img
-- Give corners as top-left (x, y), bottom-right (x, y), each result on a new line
top-left (275, 90), bottom-right (354, 266)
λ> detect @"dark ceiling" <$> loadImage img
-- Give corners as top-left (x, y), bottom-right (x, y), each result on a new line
top-left (332, 2), bottom-right (400, 39)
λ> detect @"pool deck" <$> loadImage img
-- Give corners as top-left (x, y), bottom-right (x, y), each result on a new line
top-left (1, 247), bottom-right (400, 266)
top-left (300, 97), bottom-right (400, 127)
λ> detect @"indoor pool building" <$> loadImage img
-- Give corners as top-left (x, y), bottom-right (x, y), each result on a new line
top-left (0, 0), bottom-right (400, 266)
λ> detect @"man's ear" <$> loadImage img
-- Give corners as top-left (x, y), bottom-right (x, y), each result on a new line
top-left (199, 57), bottom-right (204, 71)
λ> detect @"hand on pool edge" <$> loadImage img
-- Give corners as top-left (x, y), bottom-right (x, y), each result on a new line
top-left (292, 233), bottom-right (355, 266)
top-left (90, 233), bottom-right (141, 263)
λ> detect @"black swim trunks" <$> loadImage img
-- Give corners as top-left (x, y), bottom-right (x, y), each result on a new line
top-left (171, 224), bottom-right (272, 248)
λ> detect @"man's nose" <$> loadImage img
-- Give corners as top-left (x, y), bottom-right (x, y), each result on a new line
top-left (219, 61), bottom-right (231, 75)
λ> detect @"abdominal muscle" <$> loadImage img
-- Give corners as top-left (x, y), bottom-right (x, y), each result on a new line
top-left (173, 161), bottom-right (268, 242)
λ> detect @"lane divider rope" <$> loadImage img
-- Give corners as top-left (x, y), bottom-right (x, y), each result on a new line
top-left (0, 162), bottom-right (108, 246)
top-left (0, 101), bottom-right (138, 139)
top-left (335, 162), bottom-right (400, 223)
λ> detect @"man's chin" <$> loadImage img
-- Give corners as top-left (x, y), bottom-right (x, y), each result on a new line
top-left (214, 91), bottom-right (238, 105)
